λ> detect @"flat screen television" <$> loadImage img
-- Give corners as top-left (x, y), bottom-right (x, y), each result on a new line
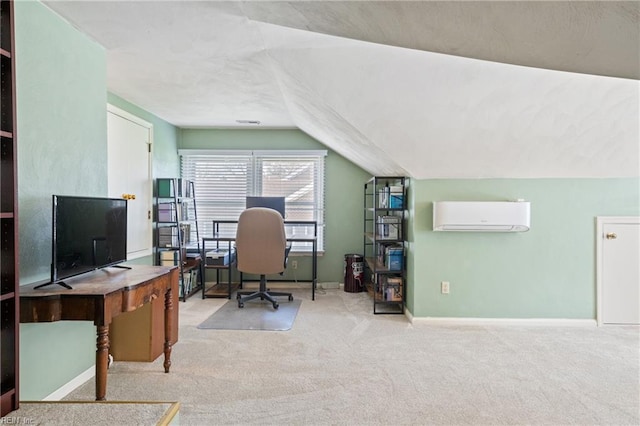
top-left (246, 196), bottom-right (285, 218)
top-left (42, 195), bottom-right (128, 288)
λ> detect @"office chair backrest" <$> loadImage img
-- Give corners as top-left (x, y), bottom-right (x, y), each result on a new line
top-left (235, 207), bottom-right (287, 275)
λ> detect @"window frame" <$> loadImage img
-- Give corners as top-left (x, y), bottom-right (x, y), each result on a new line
top-left (179, 149), bottom-right (327, 254)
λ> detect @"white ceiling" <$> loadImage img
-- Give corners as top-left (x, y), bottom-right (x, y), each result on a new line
top-left (44, 1), bottom-right (640, 179)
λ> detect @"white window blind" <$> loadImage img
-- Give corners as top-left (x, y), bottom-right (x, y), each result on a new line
top-left (180, 150), bottom-right (326, 252)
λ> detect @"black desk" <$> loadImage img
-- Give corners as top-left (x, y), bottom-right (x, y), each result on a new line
top-left (202, 220), bottom-right (318, 300)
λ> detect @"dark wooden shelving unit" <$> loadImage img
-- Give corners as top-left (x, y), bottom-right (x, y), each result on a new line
top-left (1, 0), bottom-right (19, 417)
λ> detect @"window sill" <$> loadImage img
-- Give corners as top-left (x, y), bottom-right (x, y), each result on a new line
top-left (289, 251), bottom-right (324, 257)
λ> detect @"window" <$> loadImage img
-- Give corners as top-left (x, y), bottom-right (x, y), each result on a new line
top-left (179, 150), bottom-right (326, 252)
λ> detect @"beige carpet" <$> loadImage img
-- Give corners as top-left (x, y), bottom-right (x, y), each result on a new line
top-left (61, 286), bottom-right (639, 425)
top-left (10, 401), bottom-right (178, 425)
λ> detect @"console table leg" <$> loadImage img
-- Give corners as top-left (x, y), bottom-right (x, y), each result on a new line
top-left (95, 325), bottom-right (109, 401)
top-left (163, 286), bottom-right (174, 373)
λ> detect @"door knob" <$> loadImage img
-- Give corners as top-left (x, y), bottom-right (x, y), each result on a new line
top-left (605, 232), bottom-right (617, 240)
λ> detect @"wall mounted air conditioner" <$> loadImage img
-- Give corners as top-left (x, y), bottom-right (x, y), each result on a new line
top-left (433, 201), bottom-right (530, 232)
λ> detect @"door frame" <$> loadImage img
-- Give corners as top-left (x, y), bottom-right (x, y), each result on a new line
top-left (107, 103), bottom-right (154, 259)
top-left (595, 216), bottom-right (640, 326)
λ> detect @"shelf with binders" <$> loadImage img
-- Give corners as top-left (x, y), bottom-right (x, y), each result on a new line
top-left (157, 235), bottom-right (201, 300)
top-left (364, 242), bottom-right (405, 312)
top-left (363, 176), bottom-right (407, 314)
top-left (201, 233), bottom-right (238, 299)
top-left (364, 243), bottom-right (404, 273)
top-left (155, 178), bottom-right (202, 301)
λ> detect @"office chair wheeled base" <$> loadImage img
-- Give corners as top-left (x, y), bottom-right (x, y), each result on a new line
top-left (237, 274), bottom-right (293, 309)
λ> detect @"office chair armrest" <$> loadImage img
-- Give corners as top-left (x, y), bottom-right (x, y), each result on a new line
top-left (282, 245), bottom-right (292, 272)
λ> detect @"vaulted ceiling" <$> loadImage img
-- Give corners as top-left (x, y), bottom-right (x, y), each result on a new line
top-left (44, 1), bottom-right (639, 178)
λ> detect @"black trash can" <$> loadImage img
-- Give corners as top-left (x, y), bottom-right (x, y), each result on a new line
top-left (344, 254), bottom-right (364, 293)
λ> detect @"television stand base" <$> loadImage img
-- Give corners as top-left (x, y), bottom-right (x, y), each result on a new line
top-left (110, 265), bottom-right (132, 270)
top-left (34, 280), bottom-right (72, 290)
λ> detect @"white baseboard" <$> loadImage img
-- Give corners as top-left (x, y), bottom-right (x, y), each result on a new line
top-left (409, 316), bottom-right (597, 327)
top-left (42, 366), bottom-right (95, 401)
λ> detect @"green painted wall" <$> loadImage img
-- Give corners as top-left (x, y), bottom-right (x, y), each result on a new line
top-left (15, 1), bottom-right (106, 400)
top-left (179, 129), bottom-right (371, 284)
top-left (16, 2), bottom-right (107, 284)
top-left (14, 3), bottom-right (180, 400)
top-left (409, 178), bottom-right (640, 319)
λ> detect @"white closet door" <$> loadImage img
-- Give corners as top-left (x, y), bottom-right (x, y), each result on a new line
top-left (598, 218), bottom-right (640, 325)
top-left (107, 105), bottom-right (153, 259)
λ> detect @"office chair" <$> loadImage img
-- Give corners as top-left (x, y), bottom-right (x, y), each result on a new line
top-left (235, 207), bottom-right (293, 309)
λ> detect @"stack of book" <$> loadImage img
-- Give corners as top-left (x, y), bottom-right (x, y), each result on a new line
top-left (158, 227), bottom-right (179, 248)
top-left (377, 215), bottom-right (400, 240)
top-left (385, 277), bottom-right (403, 301)
top-left (160, 249), bottom-right (179, 266)
top-left (179, 268), bottom-right (198, 297)
top-left (157, 178), bottom-right (192, 198)
top-left (376, 244), bottom-right (403, 270)
top-left (158, 203), bottom-right (177, 222)
top-left (385, 246), bottom-right (403, 270)
top-left (378, 185), bottom-right (404, 209)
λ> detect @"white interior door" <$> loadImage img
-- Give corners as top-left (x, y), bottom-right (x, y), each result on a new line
top-left (597, 217), bottom-right (640, 325)
top-left (107, 105), bottom-right (153, 259)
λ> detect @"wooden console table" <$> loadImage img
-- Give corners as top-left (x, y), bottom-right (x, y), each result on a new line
top-left (20, 265), bottom-right (178, 401)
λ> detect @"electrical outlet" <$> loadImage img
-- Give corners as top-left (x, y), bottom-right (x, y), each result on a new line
top-left (291, 260), bottom-right (298, 269)
top-left (441, 281), bottom-right (450, 294)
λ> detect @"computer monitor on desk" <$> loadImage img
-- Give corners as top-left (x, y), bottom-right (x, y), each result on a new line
top-left (246, 196), bottom-right (285, 218)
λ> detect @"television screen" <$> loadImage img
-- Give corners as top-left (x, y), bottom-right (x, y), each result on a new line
top-left (51, 195), bottom-right (128, 283)
top-left (245, 196), bottom-right (285, 218)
